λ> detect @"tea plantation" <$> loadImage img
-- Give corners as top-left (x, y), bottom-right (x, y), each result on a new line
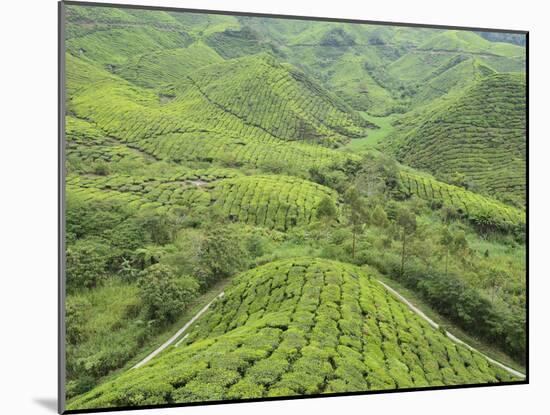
top-left (68, 259), bottom-right (518, 409)
top-left (385, 73), bottom-right (526, 207)
top-left (63, 4), bottom-right (526, 409)
top-left (67, 173), bottom-right (337, 231)
top-left (397, 170), bottom-right (525, 232)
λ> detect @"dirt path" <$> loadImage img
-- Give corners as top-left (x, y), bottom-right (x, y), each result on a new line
top-left (377, 279), bottom-right (526, 379)
top-left (131, 292), bottom-right (224, 369)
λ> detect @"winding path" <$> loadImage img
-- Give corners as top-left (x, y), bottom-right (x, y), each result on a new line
top-left (131, 292), bottom-right (224, 369)
top-left (377, 280), bottom-right (526, 379)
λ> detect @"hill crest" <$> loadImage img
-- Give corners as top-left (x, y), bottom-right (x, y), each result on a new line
top-left (68, 258), bottom-right (518, 409)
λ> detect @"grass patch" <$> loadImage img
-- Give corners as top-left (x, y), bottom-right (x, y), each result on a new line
top-left (340, 113), bottom-right (397, 152)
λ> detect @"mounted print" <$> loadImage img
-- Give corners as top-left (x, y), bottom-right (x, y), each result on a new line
top-left (58, 1), bottom-right (528, 413)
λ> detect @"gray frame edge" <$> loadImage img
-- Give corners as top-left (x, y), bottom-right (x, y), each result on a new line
top-left (58, 1), bottom-right (67, 413)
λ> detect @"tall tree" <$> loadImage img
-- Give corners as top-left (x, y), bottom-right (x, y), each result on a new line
top-left (344, 186), bottom-right (368, 258)
top-left (356, 153), bottom-right (398, 198)
top-left (371, 204), bottom-right (389, 227)
top-left (440, 227), bottom-right (469, 275)
top-left (440, 226), bottom-right (454, 276)
top-left (396, 207), bottom-right (417, 277)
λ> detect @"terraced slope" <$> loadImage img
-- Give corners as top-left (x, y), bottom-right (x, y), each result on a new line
top-left (67, 174), bottom-right (337, 231)
top-left (388, 31), bottom-right (525, 84)
top-left (68, 258), bottom-right (517, 409)
top-left (114, 42), bottom-right (224, 89)
top-left (142, 130), bottom-right (355, 171)
top-left (412, 56), bottom-right (496, 106)
top-left (67, 26), bottom-right (191, 67)
top-left (66, 3), bottom-right (183, 27)
top-left (65, 5), bottom-right (181, 39)
top-left (67, 52), bottom-right (371, 151)
top-left (386, 73), bottom-right (526, 206)
top-left (211, 176), bottom-right (338, 230)
top-left (67, 112), bottom-right (354, 180)
top-left (398, 170), bottom-right (525, 232)
top-left (67, 175), bottom-right (213, 215)
top-left (65, 5), bottom-right (193, 63)
top-left (185, 54), bottom-right (373, 145)
top-left (66, 116), bottom-right (151, 170)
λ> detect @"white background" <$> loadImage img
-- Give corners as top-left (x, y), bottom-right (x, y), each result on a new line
top-left (0, 0), bottom-right (546, 413)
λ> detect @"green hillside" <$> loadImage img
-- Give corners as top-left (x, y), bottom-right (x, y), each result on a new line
top-left (67, 52), bottom-right (371, 150)
top-left (183, 54), bottom-right (373, 145)
top-left (67, 173), bottom-right (337, 231)
top-left (412, 56), bottom-right (496, 106)
top-left (269, 25), bottom-right (430, 115)
top-left (385, 73), bottom-right (526, 206)
top-left (211, 176), bottom-right (338, 230)
top-left (65, 112), bottom-right (354, 178)
top-left (62, 4), bottom-right (526, 410)
top-left (388, 31), bottom-right (525, 85)
top-left (204, 26), bottom-right (279, 59)
top-left (114, 42), bottom-right (224, 89)
top-left (68, 258), bottom-right (517, 409)
top-left (397, 169), bottom-right (525, 232)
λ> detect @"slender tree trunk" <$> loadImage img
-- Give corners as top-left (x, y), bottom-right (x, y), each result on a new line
top-left (400, 228), bottom-right (406, 277)
top-left (352, 228), bottom-right (356, 259)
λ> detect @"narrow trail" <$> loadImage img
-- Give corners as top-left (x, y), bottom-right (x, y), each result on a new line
top-left (131, 292), bottom-right (224, 369)
top-left (130, 277), bottom-right (525, 379)
top-left (377, 279), bottom-right (526, 379)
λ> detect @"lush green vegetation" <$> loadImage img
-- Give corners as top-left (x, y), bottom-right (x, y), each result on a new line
top-left (341, 114), bottom-right (396, 151)
top-left (68, 258), bottom-right (518, 410)
top-left (63, 4), bottom-right (526, 410)
top-left (211, 176), bottom-right (338, 230)
top-left (385, 73), bottom-right (526, 207)
top-left (388, 31), bottom-right (524, 85)
top-left (397, 170), bottom-right (526, 234)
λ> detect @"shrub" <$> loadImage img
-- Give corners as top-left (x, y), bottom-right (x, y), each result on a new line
top-left (195, 227), bottom-right (249, 287)
top-left (137, 211), bottom-right (173, 245)
top-left (226, 380), bottom-right (265, 399)
top-left (246, 233), bottom-right (267, 258)
top-left (92, 162), bottom-right (110, 176)
top-left (138, 264), bottom-right (198, 325)
top-left (66, 238), bottom-right (110, 291)
top-left (65, 296), bottom-right (91, 344)
top-left (316, 196), bottom-right (338, 221)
